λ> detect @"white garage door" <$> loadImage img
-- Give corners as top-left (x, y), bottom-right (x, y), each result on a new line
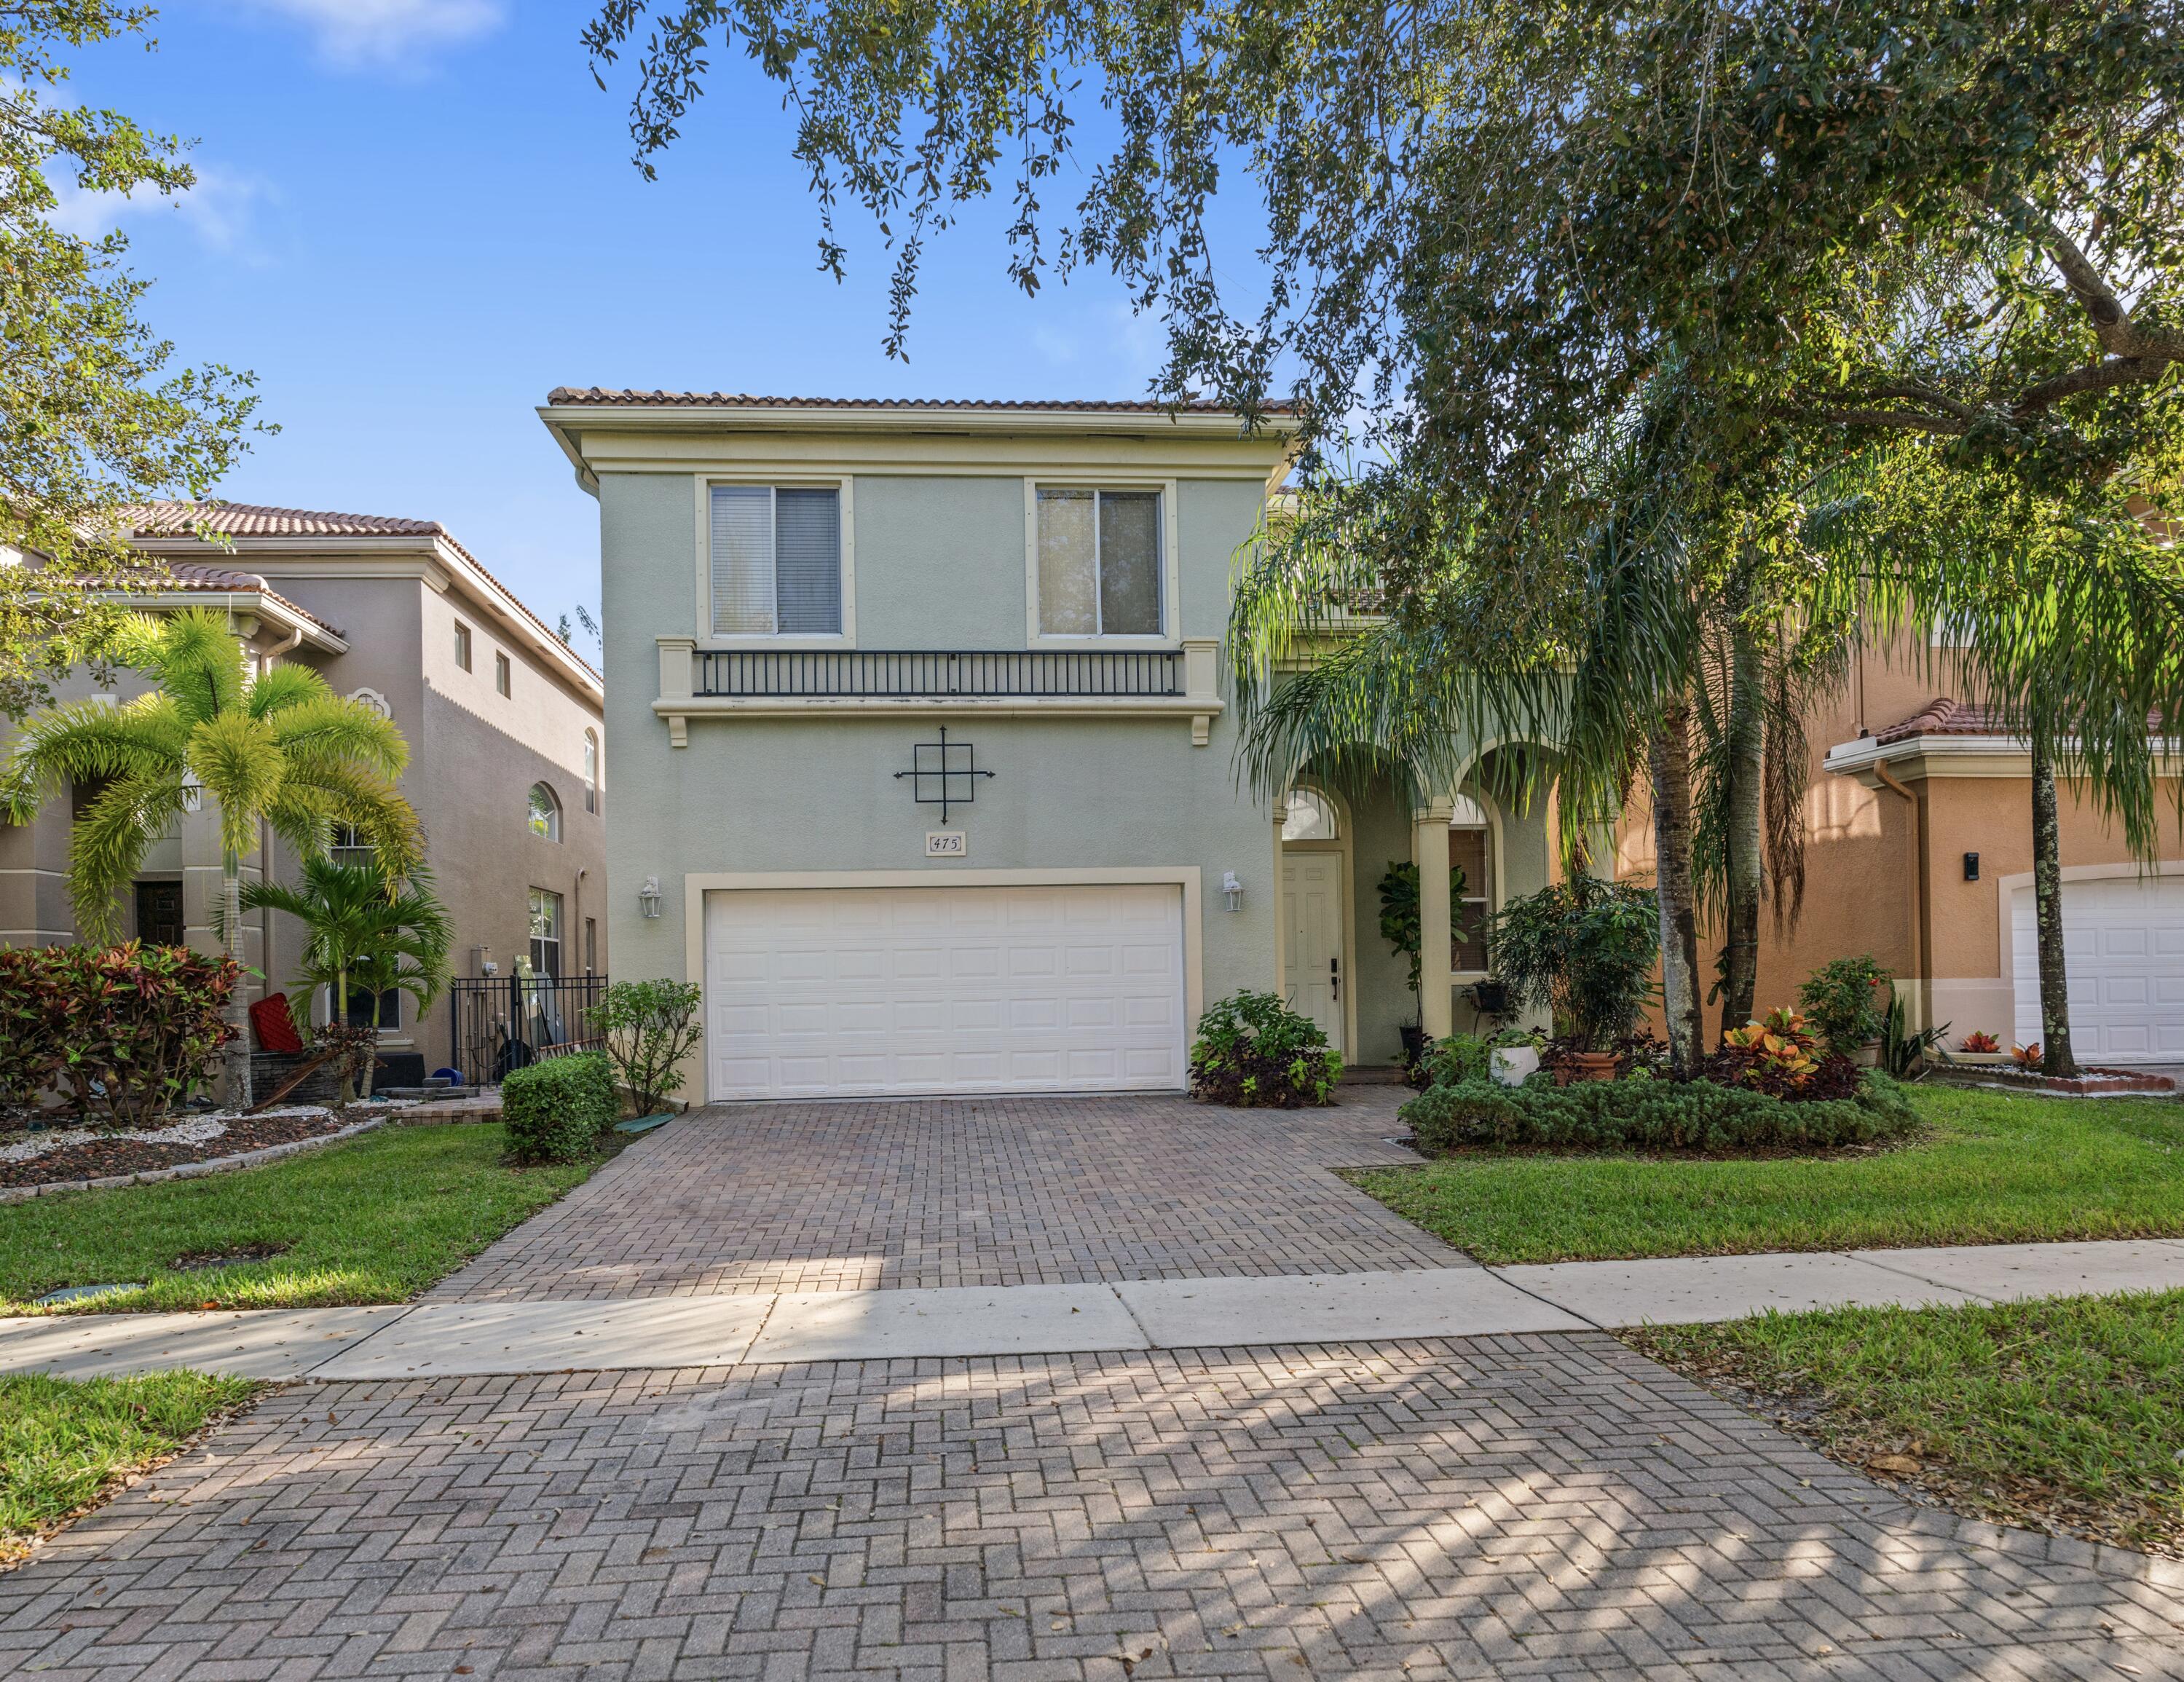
top-left (2011, 875), bottom-right (2184, 1062)
top-left (705, 883), bottom-right (1188, 1099)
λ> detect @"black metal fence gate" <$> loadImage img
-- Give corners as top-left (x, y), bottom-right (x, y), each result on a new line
top-left (449, 974), bottom-right (607, 1085)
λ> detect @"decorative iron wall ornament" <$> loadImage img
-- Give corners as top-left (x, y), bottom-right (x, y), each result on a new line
top-left (894, 726), bottom-right (993, 825)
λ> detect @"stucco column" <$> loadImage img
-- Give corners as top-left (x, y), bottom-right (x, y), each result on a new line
top-left (1413, 800), bottom-right (1455, 1039)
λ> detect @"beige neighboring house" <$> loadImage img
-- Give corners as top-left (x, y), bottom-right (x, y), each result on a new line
top-left (0, 502), bottom-right (608, 1084)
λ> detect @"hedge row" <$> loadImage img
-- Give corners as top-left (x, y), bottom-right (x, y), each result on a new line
top-left (1400, 1072), bottom-right (1917, 1155)
top-left (501, 1052), bottom-right (618, 1163)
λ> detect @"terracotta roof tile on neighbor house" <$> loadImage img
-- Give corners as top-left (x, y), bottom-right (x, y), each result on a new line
top-left (545, 387), bottom-right (1293, 415)
top-left (1872, 697), bottom-right (2010, 745)
top-left (127, 502), bottom-right (445, 540)
top-left (123, 501), bottom-right (599, 685)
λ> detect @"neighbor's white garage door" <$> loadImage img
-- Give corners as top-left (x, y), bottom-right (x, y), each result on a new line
top-left (2011, 875), bottom-right (2184, 1062)
top-left (704, 883), bottom-right (1188, 1099)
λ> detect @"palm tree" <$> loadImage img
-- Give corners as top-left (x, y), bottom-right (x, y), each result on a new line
top-left (243, 859), bottom-right (453, 1100)
top-left (1, 608), bottom-right (422, 1105)
top-left (1812, 457), bottom-right (2184, 1079)
top-left (1230, 394), bottom-right (1842, 1075)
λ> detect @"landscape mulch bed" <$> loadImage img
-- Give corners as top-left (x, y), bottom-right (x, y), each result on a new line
top-left (0, 1111), bottom-right (356, 1190)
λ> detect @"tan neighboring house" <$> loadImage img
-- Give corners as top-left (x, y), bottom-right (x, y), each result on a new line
top-left (0, 503), bottom-right (609, 1083)
top-left (1617, 636), bottom-right (2184, 1064)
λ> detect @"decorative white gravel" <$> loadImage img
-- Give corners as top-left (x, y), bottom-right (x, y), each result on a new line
top-left (0, 1104), bottom-right (346, 1164)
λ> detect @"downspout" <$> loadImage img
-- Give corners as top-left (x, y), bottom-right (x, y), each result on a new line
top-left (1872, 758), bottom-right (1926, 1028)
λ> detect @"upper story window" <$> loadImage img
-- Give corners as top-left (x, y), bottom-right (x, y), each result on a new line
top-left (1036, 487), bottom-right (1162, 636)
top-left (528, 781), bottom-right (561, 841)
top-left (711, 484), bottom-right (843, 636)
top-left (494, 651), bottom-right (512, 696)
top-left (454, 620), bottom-right (473, 671)
top-left (582, 730), bottom-right (599, 814)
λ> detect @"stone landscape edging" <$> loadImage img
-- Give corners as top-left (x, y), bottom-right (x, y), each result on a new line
top-left (0, 1117), bottom-right (386, 1205)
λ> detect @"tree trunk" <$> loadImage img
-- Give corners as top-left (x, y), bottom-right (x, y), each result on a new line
top-left (2030, 731), bottom-right (2078, 1076)
top-left (1649, 700), bottom-right (1703, 1075)
top-left (221, 854), bottom-right (252, 1110)
top-left (361, 990), bottom-right (382, 1100)
top-left (334, 967), bottom-right (357, 1106)
top-left (1718, 622), bottom-right (1766, 1036)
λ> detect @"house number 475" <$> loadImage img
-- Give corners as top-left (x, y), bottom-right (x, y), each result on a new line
top-left (925, 831), bottom-right (968, 858)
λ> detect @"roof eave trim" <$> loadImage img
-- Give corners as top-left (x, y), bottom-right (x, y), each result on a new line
top-left (125, 589), bottom-right (349, 655)
top-left (536, 399), bottom-right (1299, 443)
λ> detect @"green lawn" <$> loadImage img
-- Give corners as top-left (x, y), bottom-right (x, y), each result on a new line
top-left (0, 1372), bottom-right (260, 1560)
top-left (1631, 1290), bottom-right (2184, 1556)
top-left (1351, 1084), bottom-right (2184, 1263)
top-left (0, 1123), bottom-right (596, 1312)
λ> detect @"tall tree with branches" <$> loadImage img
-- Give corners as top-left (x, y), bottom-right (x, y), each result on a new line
top-left (1, 609), bottom-right (424, 1105)
top-left (587, 0), bottom-right (2184, 1050)
top-left (0, 3), bottom-right (264, 719)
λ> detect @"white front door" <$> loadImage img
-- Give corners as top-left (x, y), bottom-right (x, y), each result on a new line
top-left (703, 883), bottom-right (1188, 1099)
top-left (2011, 875), bottom-right (2184, 1062)
top-left (1282, 853), bottom-right (1344, 1049)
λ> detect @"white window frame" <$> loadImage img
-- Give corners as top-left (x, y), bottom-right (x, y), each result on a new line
top-left (1024, 477), bottom-right (1181, 649)
top-left (693, 475), bottom-right (856, 648)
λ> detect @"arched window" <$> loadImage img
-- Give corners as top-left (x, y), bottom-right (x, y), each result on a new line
top-left (582, 731), bottom-right (599, 814)
top-left (527, 782), bottom-right (562, 841)
top-left (1280, 787), bottom-right (1340, 842)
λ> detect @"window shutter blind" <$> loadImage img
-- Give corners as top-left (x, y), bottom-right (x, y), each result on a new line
top-left (774, 489), bottom-right (843, 633)
top-left (711, 486), bottom-right (774, 633)
top-left (1037, 488), bottom-right (1098, 633)
top-left (1097, 491), bottom-right (1162, 634)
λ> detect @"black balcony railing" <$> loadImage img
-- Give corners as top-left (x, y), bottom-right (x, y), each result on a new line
top-left (449, 974), bottom-right (606, 1086)
top-left (695, 648), bottom-right (1184, 699)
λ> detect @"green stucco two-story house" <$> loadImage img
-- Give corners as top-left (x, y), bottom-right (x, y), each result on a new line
top-left (540, 390), bottom-right (1552, 1102)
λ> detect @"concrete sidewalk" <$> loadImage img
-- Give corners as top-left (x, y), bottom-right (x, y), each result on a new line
top-left (5, 1235), bottom-right (2182, 1379)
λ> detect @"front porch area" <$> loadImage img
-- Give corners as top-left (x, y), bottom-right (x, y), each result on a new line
top-left (1272, 747), bottom-right (1555, 1069)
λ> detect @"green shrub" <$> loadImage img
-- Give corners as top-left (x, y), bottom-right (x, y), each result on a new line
top-left (501, 1051), bottom-right (618, 1163)
top-left (590, 979), bottom-right (703, 1116)
top-left (0, 942), bottom-right (238, 1125)
top-left (1489, 877), bottom-right (1659, 1051)
top-left (1189, 990), bottom-right (1343, 1107)
top-left (1797, 955), bottom-right (1894, 1053)
top-left (1401, 1071), bottom-right (1916, 1155)
top-left (1417, 1028), bottom-right (1541, 1087)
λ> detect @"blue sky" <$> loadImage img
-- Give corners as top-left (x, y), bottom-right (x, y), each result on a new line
top-left (64, 1), bottom-right (1253, 650)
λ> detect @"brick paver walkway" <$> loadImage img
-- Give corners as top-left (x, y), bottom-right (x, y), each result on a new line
top-left (4, 1336), bottom-right (2178, 1681)
top-left (430, 1090), bottom-right (1461, 1302)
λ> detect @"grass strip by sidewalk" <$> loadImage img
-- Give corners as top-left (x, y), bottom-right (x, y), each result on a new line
top-left (0, 1124), bottom-right (595, 1313)
top-left (1631, 1290), bottom-right (2184, 1558)
top-left (1349, 1085), bottom-right (2184, 1263)
top-left (0, 1373), bottom-right (260, 1564)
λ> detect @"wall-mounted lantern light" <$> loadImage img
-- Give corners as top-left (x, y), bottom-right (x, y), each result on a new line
top-left (1222, 871), bottom-right (1244, 912)
top-left (1963, 852), bottom-right (1980, 882)
top-left (638, 874), bottom-right (662, 919)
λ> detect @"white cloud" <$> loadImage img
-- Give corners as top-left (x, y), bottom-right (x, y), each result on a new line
top-left (229, 0), bottom-right (505, 70)
top-left (49, 164), bottom-right (270, 256)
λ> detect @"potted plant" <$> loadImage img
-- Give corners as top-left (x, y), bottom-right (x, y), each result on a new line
top-left (1797, 955), bottom-right (1894, 1067)
top-left (1376, 859), bottom-right (1468, 1067)
top-left (1489, 877), bottom-right (1658, 1080)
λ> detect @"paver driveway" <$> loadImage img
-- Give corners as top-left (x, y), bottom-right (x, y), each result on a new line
top-left (3, 1091), bottom-right (2182, 1680)
top-left (430, 1090), bottom-right (1462, 1301)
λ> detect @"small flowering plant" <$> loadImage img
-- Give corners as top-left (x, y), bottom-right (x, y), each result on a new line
top-left (2011, 1042), bottom-right (2043, 1069)
top-left (1959, 1031), bottom-right (2002, 1054)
